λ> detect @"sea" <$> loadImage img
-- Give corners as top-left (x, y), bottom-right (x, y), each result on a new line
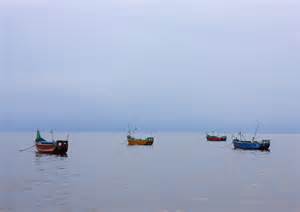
top-left (0, 132), bottom-right (299, 212)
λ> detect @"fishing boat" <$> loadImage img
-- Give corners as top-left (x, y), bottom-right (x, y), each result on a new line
top-left (232, 132), bottom-right (270, 151)
top-left (127, 128), bottom-right (154, 145)
top-left (206, 133), bottom-right (227, 141)
top-left (35, 130), bottom-right (68, 154)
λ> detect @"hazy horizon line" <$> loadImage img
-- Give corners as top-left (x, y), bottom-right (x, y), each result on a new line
top-left (1, 129), bottom-right (300, 134)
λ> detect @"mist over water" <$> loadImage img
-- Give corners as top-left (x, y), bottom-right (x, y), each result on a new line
top-left (1, 132), bottom-right (299, 211)
top-left (1, 0), bottom-right (300, 132)
top-left (1, 0), bottom-right (300, 211)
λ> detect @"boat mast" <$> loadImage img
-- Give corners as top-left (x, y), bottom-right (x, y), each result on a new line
top-left (239, 131), bottom-right (242, 140)
top-left (127, 124), bottom-right (131, 136)
top-left (252, 122), bottom-right (260, 141)
top-left (50, 129), bottom-right (54, 142)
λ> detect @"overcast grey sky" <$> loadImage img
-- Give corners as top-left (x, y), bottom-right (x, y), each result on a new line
top-left (0, 0), bottom-right (300, 132)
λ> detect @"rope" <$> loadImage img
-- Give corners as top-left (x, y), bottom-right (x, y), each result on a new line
top-left (19, 144), bottom-right (35, 152)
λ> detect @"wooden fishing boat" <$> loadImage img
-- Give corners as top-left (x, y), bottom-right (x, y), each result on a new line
top-left (232, 132), bottom-right (270, 151)
top-left (206, 134), bottom-right (227, 141)
top-left (127, 128), bottom-right (154, 145)
top-left (35, 130), bottom-right (68, 154)
top-left (127, 136), bottom-right (154, 145)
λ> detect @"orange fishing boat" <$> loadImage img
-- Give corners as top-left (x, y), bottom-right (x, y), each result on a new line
top-left (127, 128), bottom-right (154, 145)
top-left (127, 136), bottom-right (154, 145)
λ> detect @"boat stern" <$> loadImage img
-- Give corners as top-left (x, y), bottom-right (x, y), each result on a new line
top-left (55, 140), bottom-right (68, 154)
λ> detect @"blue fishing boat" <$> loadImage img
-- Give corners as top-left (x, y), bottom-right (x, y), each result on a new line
top-left (233, 138), bottom-right (270, 150)
top-left (232, 131), bottom-right (270, 151)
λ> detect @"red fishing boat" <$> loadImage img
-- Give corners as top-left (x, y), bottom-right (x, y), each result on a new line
top-left (206, 134), bottom-right (227, 142)
top-left (35, 130), bottom-right (68, 155)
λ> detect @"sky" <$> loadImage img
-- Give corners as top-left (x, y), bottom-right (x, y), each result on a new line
top-left (0, 0), bottom-right (300, 132)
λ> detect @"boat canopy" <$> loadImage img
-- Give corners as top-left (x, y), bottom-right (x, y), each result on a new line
top-left (35, 130), bottom-right (54, 144)
top-left (35, 130), bottom-right (46, 142)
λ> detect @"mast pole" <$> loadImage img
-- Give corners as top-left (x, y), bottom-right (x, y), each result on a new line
top-left (253, 122), bottom-right (260, 141)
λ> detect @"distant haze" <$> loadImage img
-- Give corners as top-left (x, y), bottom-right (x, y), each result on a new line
top-left (1, 0), bottom-right (300, 132)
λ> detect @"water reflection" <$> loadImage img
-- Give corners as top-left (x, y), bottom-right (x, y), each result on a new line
top-left (35, 152), bottom-right (68, 158)
top-left (1, 133), bottom-right (299, 211)
top-left (32, 150), bottom-right (71, 210)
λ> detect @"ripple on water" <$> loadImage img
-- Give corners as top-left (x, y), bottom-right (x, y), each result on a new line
top-left (2, 133), bottom-right (299, 211)
top-left (191, 196), bottom-right (209, 202)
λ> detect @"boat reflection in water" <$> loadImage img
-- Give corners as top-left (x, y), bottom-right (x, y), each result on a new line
top-left (35, 152), bottom-right (68, 158)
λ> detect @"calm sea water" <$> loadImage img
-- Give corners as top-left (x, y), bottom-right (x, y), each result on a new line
top-left (0, 132), bottom-right (299, 212)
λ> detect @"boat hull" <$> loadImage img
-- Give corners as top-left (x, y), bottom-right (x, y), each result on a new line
top-left (36, 140), bottom-right (68, 154)
top-left (128, 139), bottom-right (153, 145)
top-left (233, 140), bottom-right (270, 150)
top-left (206, 135), bottom-right (227, 142)
top-left (127, 135), bottom-right (154, 146)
